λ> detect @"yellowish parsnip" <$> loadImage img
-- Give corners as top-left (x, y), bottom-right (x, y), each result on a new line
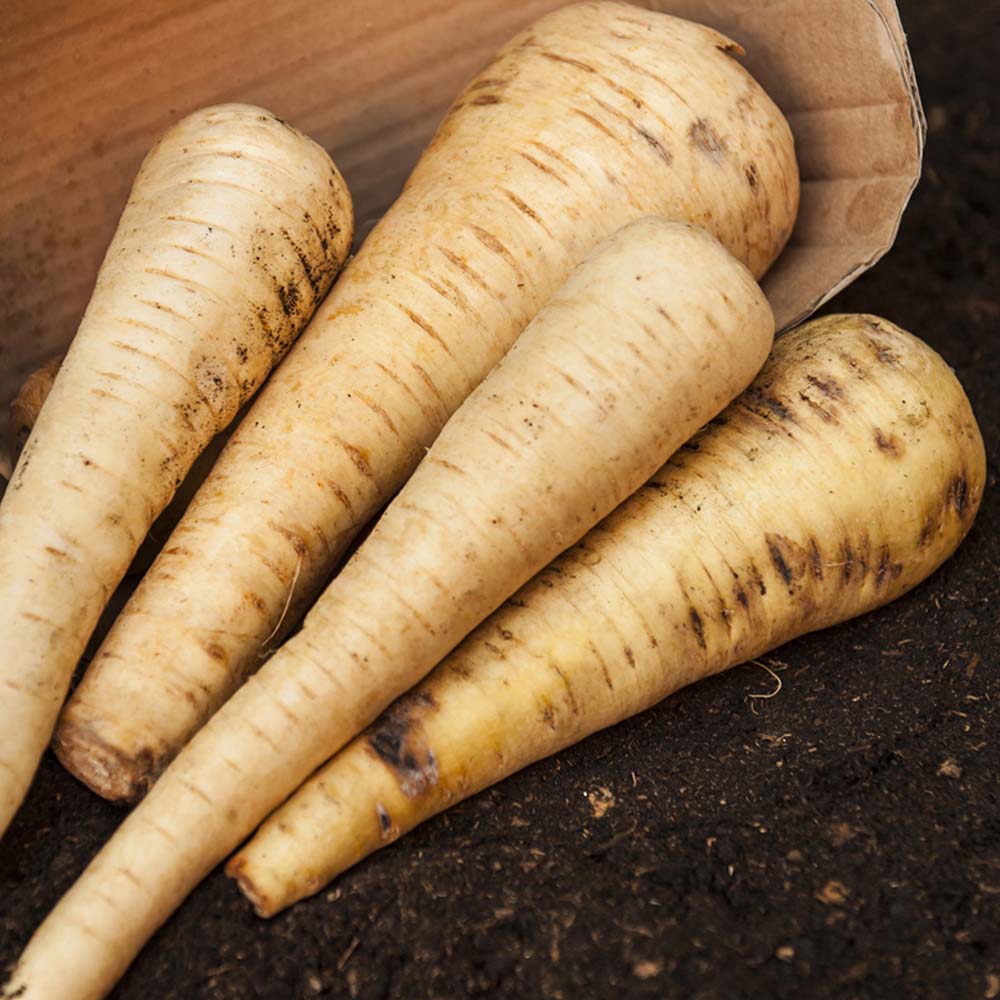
top-left (230, 314), bottom-right (986, 916)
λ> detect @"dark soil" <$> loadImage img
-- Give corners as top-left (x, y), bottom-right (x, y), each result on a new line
top-left (2, 2), bottom-right (998, 998)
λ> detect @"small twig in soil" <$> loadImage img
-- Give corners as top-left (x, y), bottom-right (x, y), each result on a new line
top-left (336, 936), bottom-right (361, 972)
top-left (747, 660), bottom-right (783, 712)
top-left (586, 822), bottom-right (638, 857)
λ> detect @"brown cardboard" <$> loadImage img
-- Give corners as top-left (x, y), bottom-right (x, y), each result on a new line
top-left (0, 0), bottom-right (923, 473)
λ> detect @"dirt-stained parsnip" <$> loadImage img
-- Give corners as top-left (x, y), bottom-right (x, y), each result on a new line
top-left (227, 314), bottom-right (986, 916)
top-left (2, 217), bottom-right (775, 1000)
top-left (0, 104), bottom-right (352, 834)
top-left (55, 0), bottom-right (799, 803)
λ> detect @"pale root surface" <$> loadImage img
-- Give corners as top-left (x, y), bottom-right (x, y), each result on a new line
top-left (56, 0), bottom-right (799, 801)
top-left (229, 315), bottom-right (986, 915)
top-left (2, 216), bottom-right (774, 1000)
top-left (7, 352), bottom-right (235, 579)
top-left (0, 103), bottom-right (352, 833)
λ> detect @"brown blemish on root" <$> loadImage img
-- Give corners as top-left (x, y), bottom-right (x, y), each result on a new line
top-left (437, 245), bottom-right (492, 291)
top-left (471, 94), bottom-right (502, 105)
top-left (411, 362), bottom-right (448, 412)
top-left (744, 386), bottom-right (795, 424)
top-left (355, 390), bottom-right (401, 440)
top-left (688, 608), bottom-right (706, 649)
top-left (572, 107), bottom-right (618, 142)
top-left (417, 273), bottom-right (461, 312)
top-left (587, 96), bottom-right (665, 166)
top-left (688, 118), bottom-right (727, 161)
top-left (806, 374), bottom-right (845, 400)
top-left (539, 50), bottom-right (595, 74)
top-left (635, 126), bottom-right (672, 165)
top-left (766, 533), bottom-right (820, 593)
top-left (374, 360), bottom-right (437, 424)
top-left (862, 318), bottom-right (897, 356)
top-left (517, 151), bottom-right (569, 186)
top-left (856, 530), bottom-right (872, 579)
top-left (376, 802), bottom-right (393, 837)
top-left (809, 539), bottom-right (825, 581)
top-left (528, 140), bottom-right (581, 178)
top-left (747, 561), bottom-right (767, 596)
top-left (469, 78), bottom-right (509, 91)
top-left (367, 691), bottom-right (438, 798)
top-left (204, 642), bottom-right (227, 663)
top-left (948, 474), bottom-right (969, 516)
top-left (744, 162), bottom-right (759, 190)
top-left (716, 40), bottom-right (746, 58)
top-left (875, 545), bottom-right (904, 587)
top-left (764, 396), bottom-right (794, 422)
top-left (279, 227), bottom-right (322, 298)
top-left (918, 519), bottom-right (936, 548)
top-left (767, 538), bottom-right (794, 588)
top-left (874, 428), bottom-right (904, 458)
top-left (276, 281), bottom-right (300, 317)
top-left (53, 724), bottom-right (159, 803)
top-left (471, 225), bottom-right (524, 279)
top-left (549, 661), bottom-right (580, 715)
top-left (500, 188), bottom-right (554, 240)
top-left (868, 338), bottom-right (898, 366)
top-left (588, 639), bottom-right (615, 691)
top-left (398, 303), bottom-right (452, 355)
top-left (540, 702), bottom-right (556, 729)
top-left (320, 476), bottom-right (354, 514)
top-left (841, 540), bottom-right (855, 583)
top-left (268, 520), bottom-right (309, 558)
top-left (798, 391), bottom-right (837, 424)
top-left (448, 662), bottom-right (473, 680)
top-left (340, 440), bottom-right (372, 478)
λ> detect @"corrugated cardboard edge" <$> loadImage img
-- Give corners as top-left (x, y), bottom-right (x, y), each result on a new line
top-left (0, 0), bottom-right (924, 478)
top-left (874, 0), bottom-right (927, 137)
top-left (789, 0), bottom-right (925, 326)
top-left (655, 0), bottom-right (924, 333)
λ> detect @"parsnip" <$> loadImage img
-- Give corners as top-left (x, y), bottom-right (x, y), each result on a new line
top-left (2, 217), bottom-right (774, 1000)
top-left (9, 352), bottom-right (236, 577)
top-left (55, 0), bottom-right (799, 802)
top-left (226, 314), bottom-right (986, 916)
top-left (0, 103), bottom-right (352, 835)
